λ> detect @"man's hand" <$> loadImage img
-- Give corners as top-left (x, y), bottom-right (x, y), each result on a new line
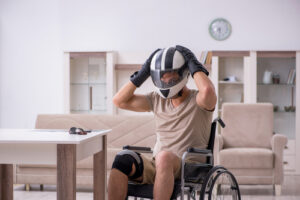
top-left (130, 49), bottom-right (161, 87)
top-left (175, 45), bottom-right (209, 78)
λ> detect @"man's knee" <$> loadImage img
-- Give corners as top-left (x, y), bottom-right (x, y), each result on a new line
top-left (155, 151), bottom-right (180, 172)
top-left (112, 150), bottom-right (143, 179)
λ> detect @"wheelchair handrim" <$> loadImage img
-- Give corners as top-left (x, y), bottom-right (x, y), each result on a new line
top-left (200, 166), bottom-right (227, 199)
top-left (208, 170), bottom-right (241, 200)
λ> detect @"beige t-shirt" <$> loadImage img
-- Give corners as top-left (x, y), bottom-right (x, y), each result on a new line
top-left (146, 90), bottom-right (213, 159)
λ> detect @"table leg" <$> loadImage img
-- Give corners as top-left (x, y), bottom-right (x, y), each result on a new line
top-left (94, 135), bottom-right (107, 200)
top-left (0, 164), bottom-right (13, 200)
top-left (57, 144), bottom-right (76, 200)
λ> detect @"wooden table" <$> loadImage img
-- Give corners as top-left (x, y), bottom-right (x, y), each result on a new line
top-left (0, 129), bottom-right (110, 200)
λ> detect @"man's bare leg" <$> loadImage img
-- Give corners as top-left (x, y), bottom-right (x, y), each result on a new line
top-left (154, 151), bottom-right (181, 200)
top-left (108, 169), bottom-right (128, 200)
top-left (108, 164), bottom-right (142, 200)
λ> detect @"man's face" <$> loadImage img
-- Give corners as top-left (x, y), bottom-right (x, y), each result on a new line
top-left (160, 71), bottom-right (180, 86)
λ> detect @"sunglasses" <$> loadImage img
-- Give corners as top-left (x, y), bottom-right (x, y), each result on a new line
top-left (69, 127), bottom-right (91, 135)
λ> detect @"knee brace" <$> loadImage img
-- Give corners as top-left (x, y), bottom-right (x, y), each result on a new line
top-left (112, 150), bottom-right (144, 179)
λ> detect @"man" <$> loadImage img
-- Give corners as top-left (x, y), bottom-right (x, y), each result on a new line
top-left (108, 45), bottom-right (217, 200)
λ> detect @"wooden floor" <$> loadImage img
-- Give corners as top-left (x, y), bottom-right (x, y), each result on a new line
top-left (13, 175), bottom-right (300, 200)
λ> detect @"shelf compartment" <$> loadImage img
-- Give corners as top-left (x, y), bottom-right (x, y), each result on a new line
top-left (212, 51), bottom-right (250, 57)
top-left (70, 52), bottom-right (106, 58)
top-left (257, 83), bottom-right (295, 87)
top-left (91, 84), bottom-right (107, 111)
top-left (69, 53), bottom-right (108, 114)
top-left (257, 51), bottom-right (296, 58)
top-left (219, 81), bottom-right (243, 85)
top-left (70, 85), bottom-right (89, 111)
top-left (115, 64), bottom-right (142, 70)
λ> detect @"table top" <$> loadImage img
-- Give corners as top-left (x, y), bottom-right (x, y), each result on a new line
top-left (0, 129), bottom-right (110, 144)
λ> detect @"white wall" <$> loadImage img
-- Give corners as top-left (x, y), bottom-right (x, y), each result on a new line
top-left (60, 0), bottom-right (300, 52)
top-left (1, 0), bottom-right (300, 127)
top-left (0, 0), bottom-right (62, 128)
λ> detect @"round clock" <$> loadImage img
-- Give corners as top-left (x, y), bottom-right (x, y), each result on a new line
top-left (209, 18), bottom-right (232, 41)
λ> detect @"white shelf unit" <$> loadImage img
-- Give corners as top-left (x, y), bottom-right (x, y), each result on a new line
top-left (64, 52), bottom-right (117, 114)
top-left (256, 51), bottom-right (299, 174)
top-left (211, 51), bottom-right (250, 121)
top-left (212, 51), bottom-right (300, 175)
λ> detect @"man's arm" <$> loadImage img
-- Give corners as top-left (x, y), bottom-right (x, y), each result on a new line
top-left (112, 81), bottom-right (150, 112)
top-left (113, 48), bottom-right (160, 112)
top-left (175, 45), bottom-right (216, 111)
top-left (193, 72), bottom-right (216, 111)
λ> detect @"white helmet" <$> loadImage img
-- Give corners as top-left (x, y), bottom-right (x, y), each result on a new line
top-left (150, 47), bottom-right (190, 99)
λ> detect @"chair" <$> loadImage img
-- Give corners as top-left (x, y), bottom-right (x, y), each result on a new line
top-left (215, 103), bottom-right (287, 196)
top-left (125, 118), bottom-right (241, 200)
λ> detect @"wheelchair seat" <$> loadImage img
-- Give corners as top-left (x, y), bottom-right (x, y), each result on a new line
top-left (125, 118), bottom-right (241, 200)
top-left (127, 163), bottom-right (212, 200)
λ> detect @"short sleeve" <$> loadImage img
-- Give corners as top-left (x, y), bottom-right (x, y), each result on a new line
top-left (146, 91), bottom-right (158, 112)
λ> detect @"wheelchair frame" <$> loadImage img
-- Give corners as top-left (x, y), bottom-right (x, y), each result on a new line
top-left (124, 117), bottom-right (241, 200)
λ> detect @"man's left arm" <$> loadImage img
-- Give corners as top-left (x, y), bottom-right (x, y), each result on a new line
top-left (193, 71), bottom-right (216, 111)
top-left (176, 45), bottom-right (216, 111)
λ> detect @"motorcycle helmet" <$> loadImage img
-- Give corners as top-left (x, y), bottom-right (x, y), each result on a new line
top-left (150, 47), bottom-right (189, 98)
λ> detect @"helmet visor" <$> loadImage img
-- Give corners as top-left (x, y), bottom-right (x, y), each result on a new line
top-left (151, 67), bottom-right (189, 89)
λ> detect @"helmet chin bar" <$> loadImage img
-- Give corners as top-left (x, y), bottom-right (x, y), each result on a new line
top-left (156, 75), bottom-right (188, 99)
top-left (178, 89), bottom-right (183, 97)
top-left (169, 89), bottom-right (184, 99)
top-left (160, 88), bottom-right (183, 99)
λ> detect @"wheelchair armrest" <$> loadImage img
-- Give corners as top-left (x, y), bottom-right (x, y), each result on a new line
top-left (122, 145), bottom-right (153, 153)
top-left (182, 147), bottom-right (213, 164)
top-left (187, 147), bottom-right (212, 154)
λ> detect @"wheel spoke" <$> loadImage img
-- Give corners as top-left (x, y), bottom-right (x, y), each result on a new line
top-left (207, 170), bottom-right (240, 200)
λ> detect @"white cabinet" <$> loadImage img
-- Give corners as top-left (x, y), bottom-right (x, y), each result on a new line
top-left (64, 52), bottom-right (116, 114)
top-left (211, 51), bottom-right (250, 120)
top-left (212, 51), bottom-right (300, 175)
top-left (256, 51), bottom-right (299, 174)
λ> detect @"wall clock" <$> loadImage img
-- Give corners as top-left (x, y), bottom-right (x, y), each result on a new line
top-left (209, 18), bottom-right (232, 41)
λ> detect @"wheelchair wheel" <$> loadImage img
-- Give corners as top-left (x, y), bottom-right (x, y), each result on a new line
top-left (199, 166), bottom-right (241, 200)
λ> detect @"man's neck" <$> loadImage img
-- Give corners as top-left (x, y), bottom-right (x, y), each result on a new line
top-left (171, 87), bottom-right (190, 108)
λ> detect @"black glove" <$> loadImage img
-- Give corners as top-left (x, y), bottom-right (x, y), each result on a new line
top-left (175, 45), bottom-right (209, 78)
top-left (130, 49), bottom-right (161, 87)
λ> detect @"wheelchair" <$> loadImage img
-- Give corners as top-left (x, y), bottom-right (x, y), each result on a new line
top-left (123, 117), bottom-right (241, 200)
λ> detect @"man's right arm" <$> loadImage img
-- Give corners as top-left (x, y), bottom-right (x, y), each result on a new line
top-left (113, 48), bottom-right (160, 112)
top-left (112, 81), bottom-right (151, 112)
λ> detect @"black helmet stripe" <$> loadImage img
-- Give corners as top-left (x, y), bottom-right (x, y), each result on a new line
top-left (165, 47), bottom-right (176, 70)
top-left (160, 89), bottom-right (170, 98)
top-left (155, 49), bottom-right (164, 70)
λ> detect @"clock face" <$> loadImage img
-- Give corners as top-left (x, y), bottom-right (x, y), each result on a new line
top-left (209, 18), bottom-right (232, 41)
